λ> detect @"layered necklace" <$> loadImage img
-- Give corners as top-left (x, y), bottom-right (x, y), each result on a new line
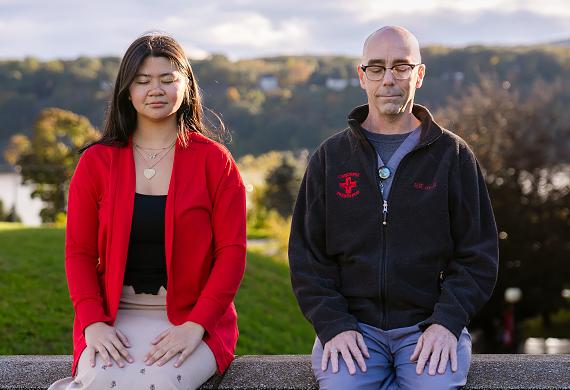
top-left (133, 138), bottom-right (176, 180)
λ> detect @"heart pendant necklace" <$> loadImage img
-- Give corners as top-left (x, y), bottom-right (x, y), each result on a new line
top-left (134, 140), bottom-right (175, 180)
top-left (143, 168), bottom-right (156, 179)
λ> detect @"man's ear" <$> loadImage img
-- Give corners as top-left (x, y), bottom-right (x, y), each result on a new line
top-left (357, 65), bottom-right (367, 90)
top-left (415, 64), bottom-right (426, 89)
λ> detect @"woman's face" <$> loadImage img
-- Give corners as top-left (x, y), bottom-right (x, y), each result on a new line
top-left (128, 56), bottom-right (188, 123)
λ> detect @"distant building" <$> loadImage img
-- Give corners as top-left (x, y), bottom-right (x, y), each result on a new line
top-left (325, 77), bottom-right (349, 91)
top-left (453, 71), bottom-right (465, 86)
top-left (259, 75), bottom-right (279, 92)
top-left (99, 80), bottom-right (113, 91)
top-left (441, 71), bottom-right (465, 83)
top-left (0, 165), bottom-right (44, 225)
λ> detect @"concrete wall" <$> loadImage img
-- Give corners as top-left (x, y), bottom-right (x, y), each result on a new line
top-left (1, 354), bottom-right (569, 389)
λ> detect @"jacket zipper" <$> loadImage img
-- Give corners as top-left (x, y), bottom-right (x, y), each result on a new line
top-left (373, 136), bottom-right (441, 330)
top-left (381, 201), bottom-right (388, 328)
top-left (372, 152), bottom-right (386, 329)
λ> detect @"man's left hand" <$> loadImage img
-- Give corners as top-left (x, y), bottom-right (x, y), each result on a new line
top-left (410, 324), bottom-right (457, 375)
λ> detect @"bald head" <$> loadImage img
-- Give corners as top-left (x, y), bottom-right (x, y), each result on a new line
top-left (362, 26), bottom-right (421, 64)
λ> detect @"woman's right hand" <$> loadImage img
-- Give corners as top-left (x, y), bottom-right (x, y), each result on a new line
top-left (84, 322), bottom-right (134, 368)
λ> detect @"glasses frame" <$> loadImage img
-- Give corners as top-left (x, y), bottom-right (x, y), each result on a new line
top-left (360, 63), bottom-right (422, 81)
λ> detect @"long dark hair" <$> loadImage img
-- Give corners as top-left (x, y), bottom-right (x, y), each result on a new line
top-left (83, 32), bottom-right (225, 151)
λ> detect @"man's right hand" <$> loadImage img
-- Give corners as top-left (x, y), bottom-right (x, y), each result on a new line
top-left (84, 322), bottom-right (133, 368)
top-left (321, 330), bottom-right (369, 375)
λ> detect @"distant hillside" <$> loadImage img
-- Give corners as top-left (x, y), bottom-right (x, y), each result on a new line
top-left (1, 45), bottom-right (570, 161)
top-left (550, 38), bottom-right (570, 46)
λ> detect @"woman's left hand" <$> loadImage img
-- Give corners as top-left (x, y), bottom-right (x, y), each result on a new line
top-left (144, 321), bottom-right (205, 367)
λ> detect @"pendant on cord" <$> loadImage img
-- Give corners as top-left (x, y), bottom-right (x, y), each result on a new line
top-left (378, 166), bottom-right (391, 180)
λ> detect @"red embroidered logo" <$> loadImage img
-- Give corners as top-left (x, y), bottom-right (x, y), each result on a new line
top-left (337, 172), bottom-right (360, 199)
top-left (413, 181), bottom-right (438, 190)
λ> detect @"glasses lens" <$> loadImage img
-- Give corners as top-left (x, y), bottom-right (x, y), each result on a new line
top-left (366, 66), bottom-right (385, 81)
top-left (393, 65), bottom-right (413, 80)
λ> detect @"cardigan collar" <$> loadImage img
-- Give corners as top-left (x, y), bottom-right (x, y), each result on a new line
top-left (105, 136), bottom-right (180, 317)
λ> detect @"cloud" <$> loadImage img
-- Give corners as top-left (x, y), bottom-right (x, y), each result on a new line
top-left (391, 9), bottom-right (570, 46)
top-left (0, 0), bottom-right (568, 60)
top-left (210, 16), bottom-right (308, 48)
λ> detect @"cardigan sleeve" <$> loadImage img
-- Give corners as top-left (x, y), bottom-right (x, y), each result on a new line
top-left (65, 148), bottom-right (112, 334)
top-left (186, 147), bottom-right (247, 334)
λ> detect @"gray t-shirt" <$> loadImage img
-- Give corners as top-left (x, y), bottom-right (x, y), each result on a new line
top-left (362, 125), bottom-right (422, 199)
top-left (362, 128), bottom-right (414, 163)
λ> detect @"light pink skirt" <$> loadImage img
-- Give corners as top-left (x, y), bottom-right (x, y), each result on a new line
top-left (48, 286), bottom-right (217, 390)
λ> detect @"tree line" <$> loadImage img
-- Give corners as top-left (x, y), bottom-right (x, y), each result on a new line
top-left (1, 44), bottom-right (570, 159)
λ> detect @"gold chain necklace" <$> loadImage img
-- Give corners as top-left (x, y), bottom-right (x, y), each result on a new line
top-left (134, 141), bottom-right (175, 180)
top-left (134, 139), bottom-right (176, 160)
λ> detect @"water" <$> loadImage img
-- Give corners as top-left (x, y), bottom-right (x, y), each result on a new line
top-left (0, 172), bottom-right (44, 225)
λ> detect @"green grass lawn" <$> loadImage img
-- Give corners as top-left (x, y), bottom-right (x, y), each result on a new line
top-left (0, 222), bottom-right (315, 355)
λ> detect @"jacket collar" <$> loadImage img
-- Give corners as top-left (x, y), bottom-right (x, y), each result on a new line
top-left (347, 103), bottom-right (443, 150)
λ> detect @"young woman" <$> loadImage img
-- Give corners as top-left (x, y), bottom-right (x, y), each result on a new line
top-left (49, 33), bottom-right (246, 390)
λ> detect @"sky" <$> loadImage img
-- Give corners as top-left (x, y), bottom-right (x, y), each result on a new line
top-left (1, 0), bottom-right (569, 60)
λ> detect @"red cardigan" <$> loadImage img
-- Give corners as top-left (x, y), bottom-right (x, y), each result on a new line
top-left (65, 131), bottom-right (246, 375)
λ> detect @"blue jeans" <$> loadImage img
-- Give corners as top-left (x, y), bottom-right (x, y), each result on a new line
top-left (312, 322), bottom-right (472, 390)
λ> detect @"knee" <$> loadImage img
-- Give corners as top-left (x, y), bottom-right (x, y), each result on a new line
top-left (316, 373), bottom-right (363, 390)
top-left (397, 365), bottom-right (469, 390)
top-left (76, 365), bottom-right (119, 389)
top-left (313, 365), bottom-right (372, 390)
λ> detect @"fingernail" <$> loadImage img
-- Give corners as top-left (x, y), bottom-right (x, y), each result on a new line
top-left (128, 358), bottom-right (134, 363)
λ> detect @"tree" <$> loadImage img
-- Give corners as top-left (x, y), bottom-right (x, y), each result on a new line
top-left (4, 108), bottom-right (100, 222)
top-left (5, 205), bottom-right (21, 223)
top-left (435, 77), bottom-right (570, 348)
top-left (279, 58), bottom-right (316, 87)
top-left (0, 199), bottom-right (5, 221)
top-left (261, 156), bottom-right (303, 218)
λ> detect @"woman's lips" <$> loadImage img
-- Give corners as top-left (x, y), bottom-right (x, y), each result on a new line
top-left (147, 102), bottom-right (167, 107)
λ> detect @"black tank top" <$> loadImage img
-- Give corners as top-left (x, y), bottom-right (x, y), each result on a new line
top-left (123, 193), bottom-right (168, 294)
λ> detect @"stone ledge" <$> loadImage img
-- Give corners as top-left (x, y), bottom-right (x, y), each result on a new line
top-left (0, 354), bottom-right (569, 389)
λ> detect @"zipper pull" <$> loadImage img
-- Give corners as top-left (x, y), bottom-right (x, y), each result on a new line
top-left (382, 200), bottom-right (388, 226)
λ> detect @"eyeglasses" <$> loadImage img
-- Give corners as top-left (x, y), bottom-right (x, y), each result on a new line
top-left (360, 63), bottom-right (421, 81)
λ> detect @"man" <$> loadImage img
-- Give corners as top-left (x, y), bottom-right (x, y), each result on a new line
top-left (288, 26), bottom-right (499, 390)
